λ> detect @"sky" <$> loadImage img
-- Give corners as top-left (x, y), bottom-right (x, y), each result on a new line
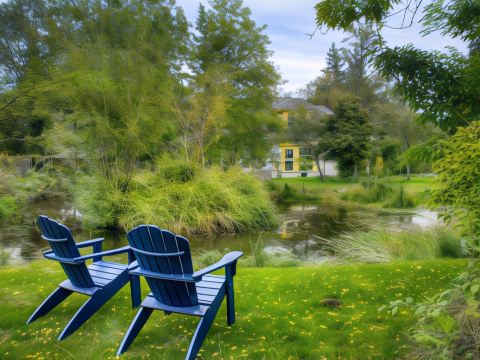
top-left (176, 0), bottom-right (469, 93)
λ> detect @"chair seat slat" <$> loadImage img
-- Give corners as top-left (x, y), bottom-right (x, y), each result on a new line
top-left (197, 293), bottom-right (216, 305)
top-left (88, 269), bottom-right (118, 281)
top-left (144, 294), bottom-right (210, 317)
top-left (196, 287), bottom-right (221, 297)
top-left (93, 261), bottom-right (128, 270)
top-left (88, 264), bottom-right (125, 275)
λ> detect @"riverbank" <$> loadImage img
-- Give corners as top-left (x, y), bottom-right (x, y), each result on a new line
top-left (270, 175), bottom-right (435, 207)
top-left (0, 258), bottom-right (464, 359)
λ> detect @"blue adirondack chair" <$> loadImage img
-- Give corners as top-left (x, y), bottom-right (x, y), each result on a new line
top-left (27, 215), bottom-right (140, 340)
top-left (117, 225), bottom-right (243, 359)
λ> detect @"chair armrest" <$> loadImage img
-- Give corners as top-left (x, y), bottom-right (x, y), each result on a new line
top-left (128, 260), bottom-right (139, 270)
top-left (129, 268), bottom-right (195, 283)
top-left (75, 246), bottom-right (130, 262)
top-left (76, 238), bottom-right (105, 249)
top-left (43, 246), bottom-right (130, 264)
top-left (43, 250), bottom-right (77, 264)
top-left (192, 251), bottom-right (243, 281)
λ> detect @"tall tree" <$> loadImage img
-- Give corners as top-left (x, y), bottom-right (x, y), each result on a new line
top-left (319, 100), bottom-right (372, 177)
top-left (315, 0), bottom-right (480, 132)
top-left (342, 24), bottom-right (382, 105)
top-left (191, 0), bottom-right (281, 166)
top-left (323, 42), bottom-right (345, 83)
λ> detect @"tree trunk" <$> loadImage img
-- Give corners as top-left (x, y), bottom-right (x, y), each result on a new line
top-left (314, 155), bottom-right (324, 181)
top-left (353, 160), bottom-right (358, 177)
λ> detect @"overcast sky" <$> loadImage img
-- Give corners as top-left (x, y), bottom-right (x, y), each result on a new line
top-left (177, 0), bottom-right (469, 93)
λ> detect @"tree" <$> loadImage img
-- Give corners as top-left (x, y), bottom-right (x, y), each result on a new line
top-left (315, 0), bottom-right (480, 132)
top-left (191, 0), bottom-right (281, 166)
top-left (0, 0), bottom-right (51, 88)
top-left (286, 106), bottom-right (328, 180)
top-left (319, 100), bottom-right (372, 177)
top-left (342, 24), bottom-right (384, 107)
top-left (174, 68), bottom-right (229, 167)
top-left (323, 42), bottom-right (345, 83)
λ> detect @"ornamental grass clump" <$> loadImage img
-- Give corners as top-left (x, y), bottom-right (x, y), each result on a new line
top-left (121, 165), bottom-right (277, 236)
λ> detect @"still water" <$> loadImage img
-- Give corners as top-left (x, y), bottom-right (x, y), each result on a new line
top-left (0, 197), bottom-right (439, 264)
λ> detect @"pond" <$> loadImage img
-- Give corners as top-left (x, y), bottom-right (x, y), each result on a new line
top-left (0, 197), bottom-right (440, 264)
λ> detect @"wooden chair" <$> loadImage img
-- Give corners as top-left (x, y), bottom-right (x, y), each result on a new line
top-left (117, 225), bottom-right (243, 359)
top-left (27, 215), bottom-right (140, 340)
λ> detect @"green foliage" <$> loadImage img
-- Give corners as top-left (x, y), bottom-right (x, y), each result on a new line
top-left (341, 179), bottom-right (392, 203)
top-left (341, 178), bottom-right (417, 208)
top-left (0, 247), bottom-right (9, 266)
top-left (376, 46), bottom-right (477, 132)
top-left (320, 100), bottom-right (372, 177)
top-left (429, 122), bottom-right (480, 238)
top-left (320, 227), bottom-right (464, 263)
top-left (266, 181), bottom-right (317, 203)
top-left (100, 165), bottom-right (278, 236)
top-left (315, 0), bottom-right (480, 132)
top-left (124, 166), bottom-right (277, 235)
top-left (384, 186), bottom-right (416, 209)
top-left (0, 196), bottom-right (18, 219)
top-left (191, 0), bottom-right (281, 166)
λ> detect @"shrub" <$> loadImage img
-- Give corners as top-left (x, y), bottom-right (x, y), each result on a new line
top-left (384, 186), bottom-right (417, 208)
top-left (341, 179), bottom-right (418, 208)
top-left (341, 180), bottom-right (392, 203)
top-left (266, 181), bottom-right (317, 203)
top-left (0, 196), bottom-right (18, 220)
top-left (120, 165), bottom-right (277, 236)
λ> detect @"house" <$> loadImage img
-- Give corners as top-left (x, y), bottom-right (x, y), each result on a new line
top-left (272, 97), bottom-right (337, 178)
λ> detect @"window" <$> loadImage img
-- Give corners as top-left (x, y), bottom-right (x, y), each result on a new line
top-left (299, 147), bottom-right (311, 157)
top-left (285, 149), bottom-right (293, 159)
top-left (287, 114), bottom-right (295, 127)
top-left (285, 161), bottom-right (293, 171)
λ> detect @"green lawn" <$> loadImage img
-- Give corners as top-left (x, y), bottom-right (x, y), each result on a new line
top-left (0, 258), bottom-right (463, 359)
top-left (271, 175), bottom-right (435, 202)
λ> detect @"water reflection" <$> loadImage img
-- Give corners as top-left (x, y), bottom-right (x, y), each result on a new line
top-left (0, 198), bottom-right (441, 264)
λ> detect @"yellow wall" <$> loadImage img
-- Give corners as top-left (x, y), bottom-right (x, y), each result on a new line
top-left (276, 110), bottom-right (318, 172)
top-left (279, 144), bottom-right (318, 172)
top-left (280, 143), bottom-right (299, 171)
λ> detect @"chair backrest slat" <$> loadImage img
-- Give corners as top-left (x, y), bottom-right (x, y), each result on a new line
top-left (127, 225), bottom-right (198, 307)
top-left (37, 215), bottom-right (94, 288)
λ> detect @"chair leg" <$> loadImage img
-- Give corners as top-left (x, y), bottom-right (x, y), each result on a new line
top-left (225, 267), bottom-right (236, 326)
top-left (27, 287), bottom-right (72, 324)
top-left (58, 267), bottom-right (130, 340)
top-left (58, 291), bottom-right (110, 340)
top-left (130, 275), bottom-right (141, 308)
top-left (186, 287), bottom-right (225, 360)
top-left (117, 307), bottom-right (153, 356)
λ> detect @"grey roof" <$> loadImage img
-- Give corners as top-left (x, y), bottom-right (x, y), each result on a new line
top-left (273, 97), bottom-right (333, 116)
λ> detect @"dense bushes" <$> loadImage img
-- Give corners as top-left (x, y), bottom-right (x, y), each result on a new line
top-left (266, 181), bottom-right (317, 203)
top-left (76, 165), bottom-right (278, 236)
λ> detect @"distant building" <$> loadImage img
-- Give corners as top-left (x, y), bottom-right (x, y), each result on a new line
top-left (272, 97), bottom-right (337, 178)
